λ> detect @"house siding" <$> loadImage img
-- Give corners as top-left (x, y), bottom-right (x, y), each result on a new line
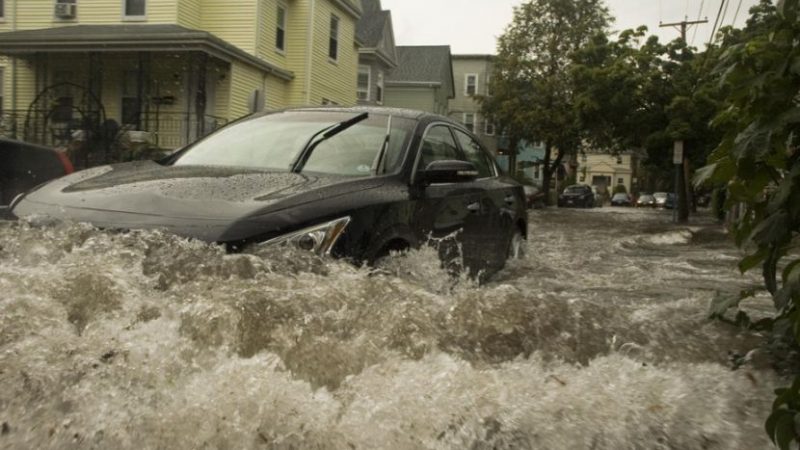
top-left (449, 56), bottom-right (497, 153)
top-left (201, 0), bottom-right (258, 54)
top-left (383, 87), bottom-right (433, 112)
top-left (308, 0), bottom-right (357, 105)
top-left (228, 60), bottom-right (264, 119)
top-left (177, 0), bottom-right (203, 29)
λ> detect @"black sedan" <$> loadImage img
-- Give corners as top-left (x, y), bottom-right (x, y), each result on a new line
top-left (558, 184), bottom-right (595, 208)
top-left (9, 107), bottom-right (528, 278)
top-left (610, 192), bottom-right (632, 206)
top-left (1, 137), bottom-right (74, 218)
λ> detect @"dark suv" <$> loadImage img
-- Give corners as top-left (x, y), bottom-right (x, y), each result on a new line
top-left (558, 184), bottom-right (595, 208)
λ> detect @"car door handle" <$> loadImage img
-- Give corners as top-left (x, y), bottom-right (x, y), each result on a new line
top-left (504, 195), bottom-right (515, 205)
top-left (467, 201), bottom-right (481, 213)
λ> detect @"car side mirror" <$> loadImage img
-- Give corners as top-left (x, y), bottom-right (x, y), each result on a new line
top-left (418, 160), bottom-right (479, 185)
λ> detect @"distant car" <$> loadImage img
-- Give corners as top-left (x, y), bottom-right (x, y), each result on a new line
top-left (1, 137), bottom-right (74, 217)
top-left (558, 184), bottom-right (594, 208)
top-left (9, 107), bottom-right (528, 277)
top-left (636, 194), bottom-right (656, 207)
top-left (522, 184), bottom-right (545, 209)
top-left (653, 192), bottom-right (676, 209)
top-left (611, 192), bottom-right (632, 206)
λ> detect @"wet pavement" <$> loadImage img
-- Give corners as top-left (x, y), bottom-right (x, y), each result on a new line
top-left (0, 207), bottom-right (780, 449)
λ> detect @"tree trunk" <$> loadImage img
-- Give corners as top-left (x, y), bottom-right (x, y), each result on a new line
top-left (508, 135), bottom-right (519, 177)
top-left (542, 141), bottom-right (553, 206)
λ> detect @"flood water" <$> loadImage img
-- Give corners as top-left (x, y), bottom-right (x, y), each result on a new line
top-left (0, 207), bottom-right (781, 449)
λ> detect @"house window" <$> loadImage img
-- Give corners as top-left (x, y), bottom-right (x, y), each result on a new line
top-left (465, 74), bottom-right (478, 96)
top-left (121, 70), bottom-right (141, 127)
top-left (329, 15), bottom-right (339, 61)
top-left (124, 0), bottom-right (146, 18)
top-left (357, 65), bottom-right (370, 101)
top-left (485, 74), bottom-right (491, 96)
top-left (616, 155), bottom-right (623, 164)
top-left (485, 120), bottom-right (495, 136)
top-left (463, 113), bottom-right (474, 132)
top-left (276, 4), bottom-right (286, 52)
top-left (376, 71), bottom-right (384, 104)
top-left (618, 178), bottom-right (624, 185)
top-left (0, 0), bottom-right (4, 19)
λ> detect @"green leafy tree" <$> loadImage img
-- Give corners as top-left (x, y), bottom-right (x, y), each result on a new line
top-left (696, 0), bottom-right (800, 447)
top-left (480, 0), bottom-right (610, 204)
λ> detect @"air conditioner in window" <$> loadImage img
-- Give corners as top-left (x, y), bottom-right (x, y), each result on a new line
top-left (54, 3), bottom-right (77, 19)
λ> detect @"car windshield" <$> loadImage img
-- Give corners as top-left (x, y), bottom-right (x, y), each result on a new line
top-left (174, 111), bottom-right (414, 177)
top-left (612, 193), bottom-right (628, 200)
top-left (565, 186), bottom-right (586, 194)
top-left (653, 192), bottom-right (668, 199)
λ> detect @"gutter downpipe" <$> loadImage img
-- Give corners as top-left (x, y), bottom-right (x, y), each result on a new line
top-left (305, 0), bottom-right (316, 104)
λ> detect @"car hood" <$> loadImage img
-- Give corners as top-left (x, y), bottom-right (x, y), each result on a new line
top-left (12, 161), bottom-right (383, 241)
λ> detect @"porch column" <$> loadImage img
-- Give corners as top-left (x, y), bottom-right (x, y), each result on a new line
top-left (195, 52), bottom-right (208, 138)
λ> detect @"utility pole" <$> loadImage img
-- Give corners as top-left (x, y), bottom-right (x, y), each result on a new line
top-left (659, 17), bottom-right (708, 223)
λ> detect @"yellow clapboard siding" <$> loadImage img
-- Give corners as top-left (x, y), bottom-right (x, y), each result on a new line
top-left (201, 0), bottom-right (258, 54)
top-left (228, 60), bottom-right (263, 120)
top-left (3, 0), bottom-right (178, 29)
top-left (177, 0), bottom-right (203, 29)
top-left (265, 76), bottom-right (288, 110)
top-left (308, 0), bottom-right (357, 106)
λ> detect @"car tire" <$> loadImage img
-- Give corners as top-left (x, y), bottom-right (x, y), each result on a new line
top-left (508, 229), bottom-right (526, 260)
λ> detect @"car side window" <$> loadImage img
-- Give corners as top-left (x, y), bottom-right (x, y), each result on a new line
top-left (453, 129), bottom-right (494, 178)
top-left (418, 125), bottom-right (461, 170)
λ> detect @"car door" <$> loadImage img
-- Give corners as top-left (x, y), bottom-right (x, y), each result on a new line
top-left (410, 124), bottom-right (490, 273)
top-left (452, 128), bottom-right (519, 272)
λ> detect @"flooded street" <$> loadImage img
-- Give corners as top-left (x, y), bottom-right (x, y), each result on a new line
top-left (0, 207), bottom-right (780, 449)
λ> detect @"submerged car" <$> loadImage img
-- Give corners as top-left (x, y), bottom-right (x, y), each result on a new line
top-left (636, 194), bottom-right (656, 207)
top-left (610, 192), bottom-right (632, 207)
top-left (1, 137), bottom-right (74, 218)
top-left (9, 107), bottom-right (528, 276)
top-left (653, 192), bottom-right (676, 209)
top-left (558, 184), bottom-right (594, 208)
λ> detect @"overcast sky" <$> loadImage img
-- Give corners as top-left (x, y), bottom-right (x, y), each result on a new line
top-left (381, 0), bottom-right (762, 54)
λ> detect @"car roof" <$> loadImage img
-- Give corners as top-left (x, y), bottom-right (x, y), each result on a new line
top-left (261, 106), bottom-right (430, 121)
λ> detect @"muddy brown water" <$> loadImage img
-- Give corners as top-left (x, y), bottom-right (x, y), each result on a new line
top-left (0, 207), bottom-right (781, 449)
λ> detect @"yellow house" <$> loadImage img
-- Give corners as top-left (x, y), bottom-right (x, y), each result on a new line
top-left (0, 0), bottom-right (360, 154)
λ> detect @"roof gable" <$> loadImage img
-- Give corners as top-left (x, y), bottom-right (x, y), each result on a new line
top-left (386, 46), bottom-right (455, 98)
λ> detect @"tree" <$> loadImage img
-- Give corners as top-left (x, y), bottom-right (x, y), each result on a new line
top-left (696, 0), bottom-right (800, 447)
top-left (480, 0), bottom-right (610, 203)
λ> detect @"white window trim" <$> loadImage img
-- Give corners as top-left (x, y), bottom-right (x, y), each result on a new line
top-left (463, 112), bottom-right (475, 131)
top-left (276, 3), bottom-right (287, 54)
top-left (357, 65), bottom-right (371, 102)
top-left (464, 73), bottom-right (478, 96)
top-left (122, 0), bottom-right (146, 21)
top-left (328, 14), bottom-right (340, 63)
top-left (485, 120), bottom-right (495, 136)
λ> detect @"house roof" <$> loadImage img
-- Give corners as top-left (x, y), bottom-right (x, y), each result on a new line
top-left (333, 0), bottom-right (363, 19)
top-left (0, 24), bottom-right (294, 80)
top-left (385, 46), bottom-right (455, 98)
top-left (356, 0), bottom-right (397, 68)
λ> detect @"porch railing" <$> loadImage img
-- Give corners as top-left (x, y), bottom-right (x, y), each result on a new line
top-left (0, 110), bottom-right (228, 150)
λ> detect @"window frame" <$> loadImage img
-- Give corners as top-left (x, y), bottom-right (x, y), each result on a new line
top-left (275, 3), bottom-right (287, 53)
top-left (453, 127), bottom-right (497, 179)
top-left (462, 113), bottom-right (475, 133)
top-left (464, 74), bottom-right (478, 96)
top-left (122, 0), bottom-right (146, 21)
top-left (376, 70), bottom-right (384, 104)
top-left (411, 123), bottom-right (466, 185)
top-left (357, 65), bottom-right (371, 102)
top-left (328, 14), bottom-right (340, 62)
top-left (484, 120), bottom-right (495, 136)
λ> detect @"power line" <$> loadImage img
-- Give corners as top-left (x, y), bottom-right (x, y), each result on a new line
top-left (731, 0), bottom-right (745, 28)
top-left (691, 0), bottom-right (707, 45)
top-left (719, 0), bottom-right (732, 35)
top-left (707, 0), bottom-right (726, 46)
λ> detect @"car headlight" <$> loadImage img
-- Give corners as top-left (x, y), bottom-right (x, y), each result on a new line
top-left (260, 216), bottom-right (351, 256)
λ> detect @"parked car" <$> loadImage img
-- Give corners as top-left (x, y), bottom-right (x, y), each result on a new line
top-left (636, 194), bottom-right (656, 207)
top-left (610, 192), bottom-right (632, 206)
top-left (558, 184), bottom-right (595, 208)
top-left (9, 107), bottom-right (528, 277)
top-left (653, 192), bottom-right (676, 209)
top-left (522, 183), bottom-right (545, 209)
top-left (1, 137), bottom-right (74, 218)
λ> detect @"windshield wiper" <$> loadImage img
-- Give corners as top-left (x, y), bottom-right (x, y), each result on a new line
top-left (371, 115), bottom-right (392, 175)
top-left (291, 112), bottom-right (369, 172)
